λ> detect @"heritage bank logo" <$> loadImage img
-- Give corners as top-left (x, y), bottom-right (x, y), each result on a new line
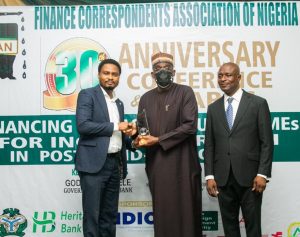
top-left (0, 208), bottom-right (27, 237)
top-left (32, 211), bottom-right (56, 233)
top-left (43, 37), bottom-right (109, 111)
top-left (32, 211), bottom-right (82, 234)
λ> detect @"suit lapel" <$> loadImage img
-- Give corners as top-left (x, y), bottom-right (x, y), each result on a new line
top-left (216, 96), bottom-right (231, 133)
top-left (230, 91), bottom-right (251, 133)
top-left (116, 99), bottom-right (124, 121)
top-left (94, 86), bottom-right (110, 121)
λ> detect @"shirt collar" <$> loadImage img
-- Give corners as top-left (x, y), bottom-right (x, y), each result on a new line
top-left (224, 88), bottom-right (243, 103)
top-left (100, 86), bottom-right (118, 102)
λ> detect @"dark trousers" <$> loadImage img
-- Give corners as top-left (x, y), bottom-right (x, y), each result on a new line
top-left (79, 155), bottom-right (120, 237)
top-left (218, 170), bottom-right (263, 237)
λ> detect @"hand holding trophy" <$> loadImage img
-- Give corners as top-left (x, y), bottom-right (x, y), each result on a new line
top-left (137, 109), bottom-right (150, 146)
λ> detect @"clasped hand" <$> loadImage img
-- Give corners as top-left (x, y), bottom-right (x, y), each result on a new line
top-left (118, 122), bottom-right (137, 136)
top-left (119, 122), bottom-right (159, 148)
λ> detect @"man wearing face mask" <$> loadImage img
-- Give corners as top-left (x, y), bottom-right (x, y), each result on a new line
top-left (132, 52), bottom-right (202, 237)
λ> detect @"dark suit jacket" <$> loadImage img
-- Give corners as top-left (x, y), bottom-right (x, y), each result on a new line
top-left (75, 85), bottom-right (127, 177)
top-left (204, 90), bottom-right (273, 187)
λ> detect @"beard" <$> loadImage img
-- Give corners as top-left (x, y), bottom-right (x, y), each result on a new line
top-left (102, 85), bottom-right (114, 91)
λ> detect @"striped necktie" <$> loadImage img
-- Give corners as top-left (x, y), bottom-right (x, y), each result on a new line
top-left (226, 97), bottom-right (234, 129)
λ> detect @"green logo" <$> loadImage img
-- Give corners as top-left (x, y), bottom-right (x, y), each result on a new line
top-left (293, 228), bottom-right (300, 236)
top-left (32, 211), bottom-right (56, 233)
top-left (291, 227), bottom-right (300, 237)
top-left (0, 208), bottom-right (27, 237)
top-left (202, 211), bottom-right (218, 231)
top-left (288, 222), bottom-right (300, 237)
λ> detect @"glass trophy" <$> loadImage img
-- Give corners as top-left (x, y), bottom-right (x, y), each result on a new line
top-left (137, 109), bottom-right (150, 145)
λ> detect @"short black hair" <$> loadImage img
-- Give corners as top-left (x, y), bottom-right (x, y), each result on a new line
top-left (98, 59), bottom-right (121, 74)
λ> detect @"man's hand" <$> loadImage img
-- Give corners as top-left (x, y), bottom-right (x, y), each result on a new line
top-left (120, 122), bottom-right (137, 136)
top-left (206, 179), bottom-right (219, 197)
top-left (135, 135), bottom-right (159, 147)
top-left (118, 121), bottom-right (129, 131)
top-left (252, 176), bottom-right (267, 193)
top-left (119, 122), bottom-right (137, 136)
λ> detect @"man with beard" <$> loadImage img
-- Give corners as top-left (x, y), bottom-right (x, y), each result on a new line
top-left (132, 52), bottom-right (202, 237)
top-left (75, 59), bottom-right (134, 237)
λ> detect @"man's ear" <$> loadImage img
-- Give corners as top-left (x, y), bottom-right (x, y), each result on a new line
top-left (151, 71), bottom-right (156, 79)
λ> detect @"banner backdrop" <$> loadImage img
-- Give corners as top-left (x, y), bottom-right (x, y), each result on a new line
top-left (0, 1), bottom-right (300, 237)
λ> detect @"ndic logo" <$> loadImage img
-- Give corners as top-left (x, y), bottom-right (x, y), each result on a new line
top-left (117, 211), bottom-right (153, 225)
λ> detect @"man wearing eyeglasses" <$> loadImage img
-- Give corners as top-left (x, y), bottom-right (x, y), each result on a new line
top-left (204, 62), bottom-right (273, 236)
top-left (131, 52), bottom-right (202, 237)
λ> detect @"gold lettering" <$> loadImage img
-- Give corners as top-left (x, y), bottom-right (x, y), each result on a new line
top-left (202, 72), bottom-right (216, 88)
top-left (261, 71), bottom-right (272, 88)
top-left (141, 73), bottom-right (155, 89)
top-left (207, 92), bottom-right (222, 105)
top-left (188, 72), bottom-right (199, 88)
top-left (194, 92), bottom-right (205, 108)
top-left (236, 41), bottom-right (251, 66)
top-left (177, 42), bottom-right (192, 67)
top-left (208, 41), bottom-right (221, 67)
top-left (135, 43), bottom-right (149, 68)
top-left (119, 43), bottom-right (133, 68)
top-left (175, 72), bottom-right (187, 85)
top-left (253, 41), bottom-right (266, 67)
top-left (245, 71), bottom-right (260, 88)
top-left (194, 42), bottom-right (205, 67)
top-left (223, 41), bottom-right (234, 62)
top-left (266, 41), bottom-right (280, 66)
top-left (127, 73), bottom-right (140, 90)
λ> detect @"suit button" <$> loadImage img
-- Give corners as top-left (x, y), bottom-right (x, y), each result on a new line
top-left (227, 152), bottom-right (230, 155)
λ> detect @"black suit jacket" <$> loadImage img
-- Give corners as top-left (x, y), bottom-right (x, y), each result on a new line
top-left (75, 85), bottom-right (127, 177)
top-left (204, 90), bottom-right (273, 187)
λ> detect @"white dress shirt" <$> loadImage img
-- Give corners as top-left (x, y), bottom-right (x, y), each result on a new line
top-left (224, 88), bottom-right (243, 123)
top-left (101, 87), bottom-right (122, 154)
top-left (205, 88), bottom-right (267, 181)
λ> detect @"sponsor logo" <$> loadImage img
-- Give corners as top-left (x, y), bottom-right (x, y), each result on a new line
top-left (117, 211), bottom-right (153, 226)
top-left (32, 211), bottom-right (56, 233)
top-left (288, 222), bottom-right (300, 237)
top-left (120, 178), bottom-right (133, 193)
top-left (126, 148), bottom-right (145, 164)
top-left (202, 211), bottom-right (218, 231)
top-left (32, 211), bottom-right (82, 234)
top-left (43, 37), bottom-right (109, 111)
top-left (0, 208), bottom-right (27, 236)
top-left (0, 11), bottom-right (27, 80)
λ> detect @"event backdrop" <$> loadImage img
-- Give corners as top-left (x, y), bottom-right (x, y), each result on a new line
top-left (0, 1), bottom-right (300, 237)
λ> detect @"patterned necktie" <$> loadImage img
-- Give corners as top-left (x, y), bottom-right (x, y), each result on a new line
top-left (226, 97), bottom-right (234, 129)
